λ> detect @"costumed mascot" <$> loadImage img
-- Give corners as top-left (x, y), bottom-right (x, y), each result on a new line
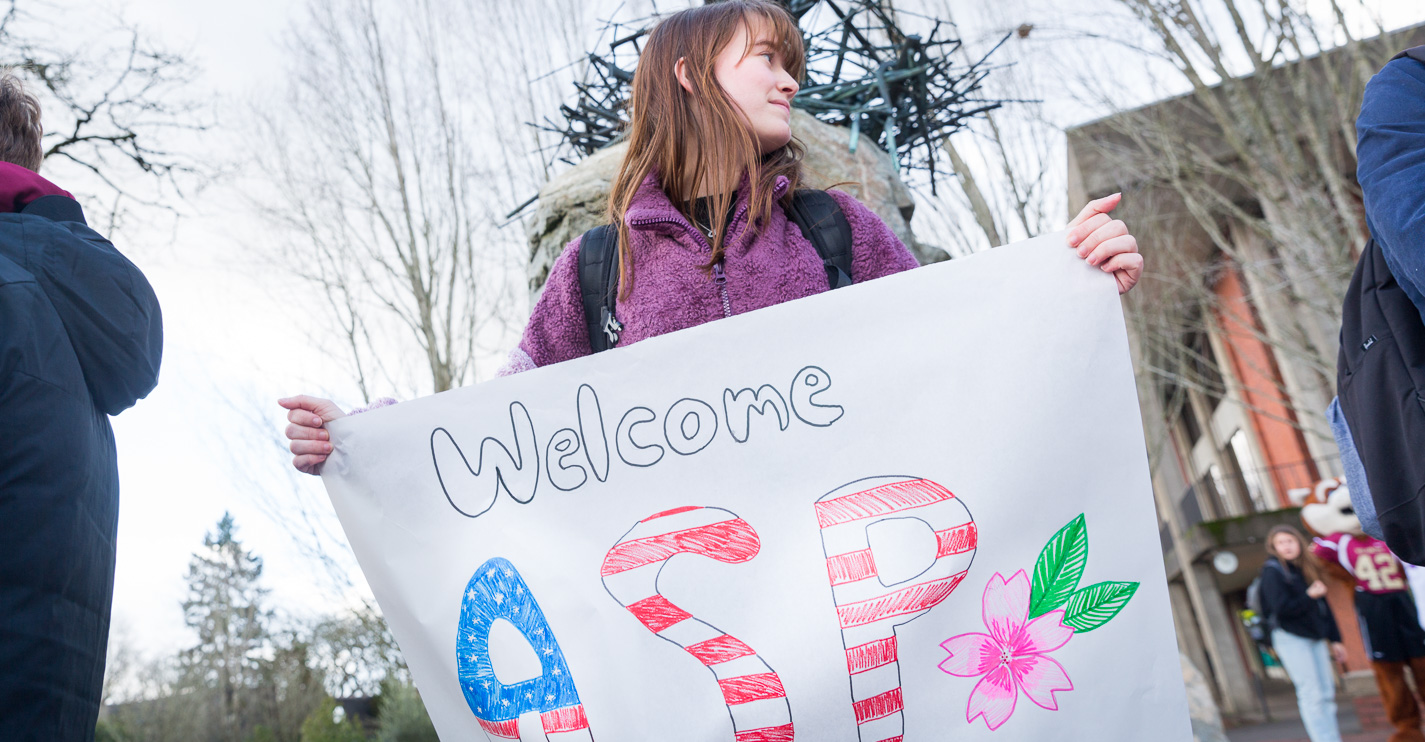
top-left (1303, 486), bottom-right (1425, 742)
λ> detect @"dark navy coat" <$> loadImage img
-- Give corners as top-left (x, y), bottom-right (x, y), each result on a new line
top-left (1335, 47), bottom-right (1425, 564)
top-left (0, 194), bottom-right (162, 741)
top-left (1358, 48), bottom-right (1425, 324)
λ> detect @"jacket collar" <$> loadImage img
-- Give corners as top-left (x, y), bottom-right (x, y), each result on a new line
top-left (623, 170), bottom-right (792, 244)
top-left (0, 162), bottom-right (72, 213)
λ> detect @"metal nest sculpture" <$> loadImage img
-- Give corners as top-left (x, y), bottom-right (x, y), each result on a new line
top-left (538, 0), bottom-right (1008, 191)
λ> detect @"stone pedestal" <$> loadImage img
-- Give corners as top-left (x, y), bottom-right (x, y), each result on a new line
top-left (1182, 653), bottom-right (1230, 742)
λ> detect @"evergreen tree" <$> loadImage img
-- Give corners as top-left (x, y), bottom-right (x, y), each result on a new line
top-left (181, 513), bottom-right (273, 742)
top-left (298, 697), bottom-right (366, 742)
top-left (259, 630), bottom-right (329, 741)
top-left (373, 679), bottom-right (437, 742)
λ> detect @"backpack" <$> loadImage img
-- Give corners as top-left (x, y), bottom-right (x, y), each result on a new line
top-left (1338, 46), bottom-right (1425, 565)
top-left (1337, 237), bottom-right (1425, 565)
top-left (577, 189), bottom-right (854, 352)
top-left (1245, 560), bottom-right (1285, 647)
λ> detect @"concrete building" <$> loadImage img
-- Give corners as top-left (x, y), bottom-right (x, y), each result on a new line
top-left (1066, 24), bottom-right (1425, 722)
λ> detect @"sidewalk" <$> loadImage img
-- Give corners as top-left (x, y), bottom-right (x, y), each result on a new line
top-left (1226, 682), bottom-right (1390, 742)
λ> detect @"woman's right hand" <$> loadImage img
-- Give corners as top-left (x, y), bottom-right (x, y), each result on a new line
top-left (1330, 642), bottom-right (1348, 664)
top-left (279, 395), bottom-right (347, 475)
top-left (1306, 580), bottom-right (1329, 599)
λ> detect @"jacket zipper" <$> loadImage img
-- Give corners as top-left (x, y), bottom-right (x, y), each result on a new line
top-left (712, 260), bottom-right (731, 318)
top-left (628, 183), bottom-right (785, 320)
top-left (629, 213), bottom-right (745, 320)
top-left (710, 201), bottom-right (752, 319)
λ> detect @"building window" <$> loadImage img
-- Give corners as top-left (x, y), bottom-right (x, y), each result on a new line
top-left (1228, 429), bottom-right (1271, 511)
top-left (1157, 327), bottom-right (1225, 450)
top-left (1206, 464), bottom-right (1240, 517)
top-left (1162, 383), bottom-right (1202, 444)
top-left (1188, 330), bottom-right (1226, 414)
top-left (1180, 482), bottom-right (1207, 527)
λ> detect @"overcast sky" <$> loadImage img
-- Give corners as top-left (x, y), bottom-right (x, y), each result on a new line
top-left (101, 0), bottom-right (347, 656)
top-left (68, 0), bottom-right (1425, 664)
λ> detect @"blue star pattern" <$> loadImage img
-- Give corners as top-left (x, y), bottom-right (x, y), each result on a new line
top-left (456, 557), bottom-right (585, 726)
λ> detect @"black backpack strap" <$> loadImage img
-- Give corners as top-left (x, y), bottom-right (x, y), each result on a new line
top-left (1260, 559), bottom-right (1285, 619)
top-left (1392, 46), bottom-right (1425, 64)
top-left (578, 192), bottom-right (851, 353)
top-left (787, 189), bottom-right (854, 290)
top-left (577, 225), bottom-right (623, 353)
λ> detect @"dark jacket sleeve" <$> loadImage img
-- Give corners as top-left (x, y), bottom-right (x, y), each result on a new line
top-left (0, 199), bottom-right (162, 414)
top-left (1357, 54), bottom-right (1425, 320)
top-left (1260, 563), bottom-right (1316, 622)
top-left (1323, 600), bottom-right (1342, 643)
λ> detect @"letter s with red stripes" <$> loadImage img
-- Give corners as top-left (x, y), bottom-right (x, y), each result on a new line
top-left (815, 476), bottom-right (977, 742)
top-left (601, 506), bottom-right (796, 742)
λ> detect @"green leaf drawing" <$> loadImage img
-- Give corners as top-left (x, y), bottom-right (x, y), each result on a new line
top-left (1062, 581), bottom-right (1139, 632)
top-left (1028, 514), bottom-right (1089, 619)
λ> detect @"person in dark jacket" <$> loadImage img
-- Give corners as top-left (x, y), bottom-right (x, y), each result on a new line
top-left (1261, 525), bottom-right (1348, 742)
top-left (0, 73), bottom-right (162, 741)
top-left (1327, 45), bottom-right (1425, 551)
top-left (1358, 47), bottom-right (1425, 326)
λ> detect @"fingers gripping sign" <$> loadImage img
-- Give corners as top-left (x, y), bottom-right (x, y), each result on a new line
top-left (1066, 193), bottom-right (1144, 295)
top-left (278, 395), bottom-right (347, 475)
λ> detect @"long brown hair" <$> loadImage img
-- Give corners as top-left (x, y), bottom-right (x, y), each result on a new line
top-left (1266, 525), bottom-right (1324, 584)
top-left (606, 0), bottom-right (806, 298)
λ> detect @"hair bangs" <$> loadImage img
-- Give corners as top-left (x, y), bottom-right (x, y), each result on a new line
top-left (739, 5), bottom-right (806, 81)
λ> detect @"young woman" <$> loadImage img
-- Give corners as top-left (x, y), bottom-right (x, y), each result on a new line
top-left (1260, 525), bottom-right (1347, 742)
top-left (280, 0), bottom-right (1144, 473)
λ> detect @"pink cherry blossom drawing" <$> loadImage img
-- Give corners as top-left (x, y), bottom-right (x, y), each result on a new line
top-left (938, 514), bottom-right (1139, 731)
top-left (939, 570), bottom-right (1075, 731)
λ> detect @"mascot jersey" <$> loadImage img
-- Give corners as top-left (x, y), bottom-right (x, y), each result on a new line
top-left (1313, 534), bottom-right (1409, 594)
top-left (1314, 533), bottom-right (1425, 662)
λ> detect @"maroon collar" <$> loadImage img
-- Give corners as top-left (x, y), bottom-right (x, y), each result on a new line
top-left (0, 161), bottom-right (72, 213)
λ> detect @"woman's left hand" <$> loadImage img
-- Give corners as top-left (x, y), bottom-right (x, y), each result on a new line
top-left (1067, 192), bottom-right (1143, 295)
top-left (1330, 642), bottom-right (1348, 664)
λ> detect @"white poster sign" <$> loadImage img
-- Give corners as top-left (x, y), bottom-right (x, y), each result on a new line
top-left (322, 233), bottom-right (1192, 741)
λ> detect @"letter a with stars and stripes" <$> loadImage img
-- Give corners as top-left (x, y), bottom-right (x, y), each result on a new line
top-left (456, 557), bottom-right (594, 741)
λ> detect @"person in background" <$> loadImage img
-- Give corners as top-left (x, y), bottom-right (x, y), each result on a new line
top-left (1306, 485), bottom-right (1425, 742)
top-left (0, 72), bottom-right (163, 741)
top-left (1261, 525), bottom-right (1348, 742)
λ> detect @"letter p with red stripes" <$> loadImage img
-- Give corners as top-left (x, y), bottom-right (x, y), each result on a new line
top-left (815, 476), bottom-right (977, 742)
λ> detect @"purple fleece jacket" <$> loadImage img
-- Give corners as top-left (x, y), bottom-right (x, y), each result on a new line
top-left (500, 172), bottom-right (919, 375)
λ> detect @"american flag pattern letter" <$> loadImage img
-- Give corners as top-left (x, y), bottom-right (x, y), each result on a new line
top-left (601, 506), bottom-right (795, 742)
top-left (816, 476), bottom-right (977, 742)
top-left (456, 557), bottom-right (594, 741)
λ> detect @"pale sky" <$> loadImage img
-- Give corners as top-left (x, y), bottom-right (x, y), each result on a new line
top-left (60, 0), bottom-right (1423, 666)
